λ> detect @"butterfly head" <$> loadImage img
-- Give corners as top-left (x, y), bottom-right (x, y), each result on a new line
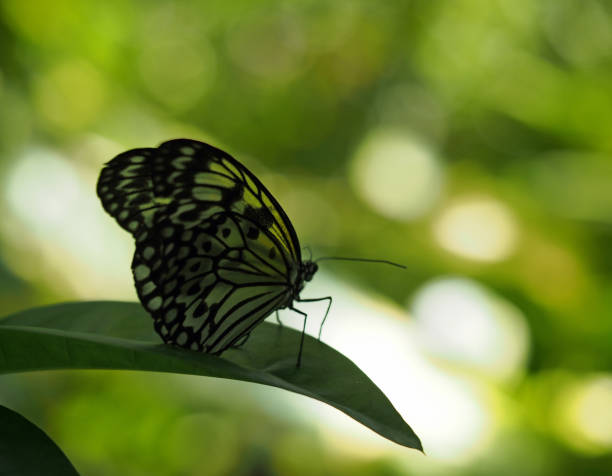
top-left (301, 261), bottom-right (318, 282)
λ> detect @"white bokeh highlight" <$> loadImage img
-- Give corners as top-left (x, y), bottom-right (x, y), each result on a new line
top-left (555, 374), bottom-right (612, 453)
top-left (3, 146), bottom-right (134, 298)
top-left (410, 277), bottom-right (529, 383)
top-left (350, 129), bottom-right (444, 221)
top-left (433, 196), bottom-right (518, 262)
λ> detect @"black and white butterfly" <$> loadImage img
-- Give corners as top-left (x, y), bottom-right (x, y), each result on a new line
top-left (97, 139), bottom-right (332, 366)
top-left (98, 139), bottom-right (404, 366)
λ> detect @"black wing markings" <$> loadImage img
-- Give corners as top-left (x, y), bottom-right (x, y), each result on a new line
top-left (98, 139), bottom-right (307, 355)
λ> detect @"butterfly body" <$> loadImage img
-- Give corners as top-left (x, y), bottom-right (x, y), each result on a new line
top-left (97, 139), bottom-right (326, 361)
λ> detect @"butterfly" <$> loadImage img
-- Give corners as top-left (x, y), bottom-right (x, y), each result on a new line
top-left (97, 139), bottom-right (333, 366)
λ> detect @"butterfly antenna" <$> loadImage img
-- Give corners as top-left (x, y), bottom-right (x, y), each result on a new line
top-left (302, 246), bottom-right (313, 261)
top-left (314, 257), bottom-right (406, 269)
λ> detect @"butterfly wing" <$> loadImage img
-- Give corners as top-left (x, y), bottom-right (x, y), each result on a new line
top-left (97, 139), bottom-right (302, 353)
top-left (97, 139), bottom-right (302, 261)
top-left (97, 146), bottom-right (159, 241)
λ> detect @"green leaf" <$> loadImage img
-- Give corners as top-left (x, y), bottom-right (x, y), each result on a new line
top-left (0, 301), bottom-right (422, 451)
top-left (0, 404), bottom-right (79, 476)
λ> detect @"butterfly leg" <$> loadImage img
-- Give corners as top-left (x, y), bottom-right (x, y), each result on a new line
top-left (289, 306), bottom-right (308, 368)
top-left (297, 296), bottom-right (332, 340)
top-left (275, 310), bottom-right (284, 327)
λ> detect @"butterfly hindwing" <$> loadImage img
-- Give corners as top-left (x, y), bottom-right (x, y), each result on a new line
top-left (134, 213), bottom-right (290, 353)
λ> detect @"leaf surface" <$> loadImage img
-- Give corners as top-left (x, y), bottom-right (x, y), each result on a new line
top-left (0, 404), bottom-right (79, 476)
top-left (0, 301), bottom-right (422, 451)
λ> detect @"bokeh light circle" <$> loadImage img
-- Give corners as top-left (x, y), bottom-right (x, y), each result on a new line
top-left (554, 374), bottom-right (612, 453)
top-left (411, 277), bottom-right (529, 382)
top-left (6, 148), bottom-right (81, 232)
top-left (433, 196), bottom-right (518, 262)
top-left (3, 146), bottom-right (134, 298)
top-left (350, 128), bottom-right (443, 221)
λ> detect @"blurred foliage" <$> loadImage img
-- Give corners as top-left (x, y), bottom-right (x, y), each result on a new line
top-left (1, 0), bottom-right (612, 474)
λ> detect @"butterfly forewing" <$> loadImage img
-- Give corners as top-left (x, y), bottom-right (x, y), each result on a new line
top-left (96, 148), bottom-right (162, 241)
top-left (98, 139), bottom-right (303, 354)
top-left (155, 139), bottom-right (300, 264)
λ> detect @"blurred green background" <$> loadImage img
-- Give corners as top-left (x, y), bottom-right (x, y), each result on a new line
top-left (1, 0), bottom-right (612, 474)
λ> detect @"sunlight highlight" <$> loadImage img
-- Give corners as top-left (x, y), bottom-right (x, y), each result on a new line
top-left (433, 196), bottom-right (518, 262)
top-left (555, 374), bottom-right (612, 453)
top-left (411, 277), bottom-right (529, 382)
top-left (350, 128), bottom-right (443, 221)
top-left (6, 148), bottom-right (81, 232)
top-left (3, 146), bottom-right (134, 298)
